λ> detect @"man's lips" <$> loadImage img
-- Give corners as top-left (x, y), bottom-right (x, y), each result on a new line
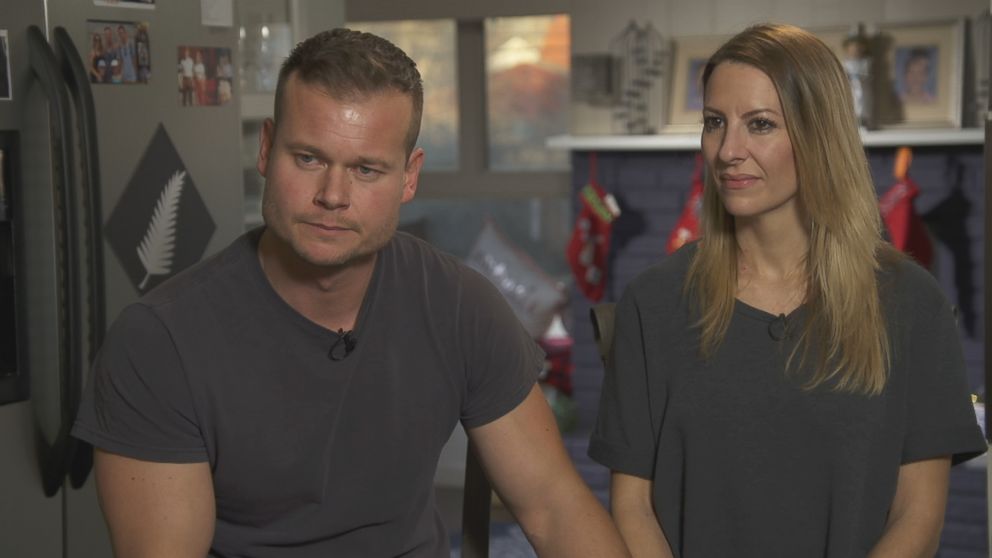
top-left (305, 221), bottom-right (354, 232)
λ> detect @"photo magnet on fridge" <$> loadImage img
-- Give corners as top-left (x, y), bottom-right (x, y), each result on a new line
top-left (86, 19), bottom-right (151, 84)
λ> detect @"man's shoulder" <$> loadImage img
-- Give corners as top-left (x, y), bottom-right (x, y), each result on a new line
top-left (140, 230), bottom-right (257, 310)
top-left (387, 231), bottom-right (472, 279)
top-left (383, 231), bottom-right (505, 306)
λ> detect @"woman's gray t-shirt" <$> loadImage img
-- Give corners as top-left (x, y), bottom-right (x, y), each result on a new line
top-left (589, 244), bottom-right (985, 557)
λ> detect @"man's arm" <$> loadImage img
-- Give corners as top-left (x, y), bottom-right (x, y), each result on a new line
top-left (867, 457), bottom-right (951, 558)
top-left (468, 385), bottom-right (630, 557)
top-left (94, 449), bottom-right (215, 557)
top-left (610, 472), bottom-right (673, 557)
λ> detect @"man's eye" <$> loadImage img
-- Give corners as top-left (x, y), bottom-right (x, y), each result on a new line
top-left (356, 166), bottom-right (378, 177)
top-left (296, 154), bottom-right (316, 165)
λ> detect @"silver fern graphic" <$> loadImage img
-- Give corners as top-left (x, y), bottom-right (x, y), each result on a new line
top-left (136, 170), bottom-right (185, 290)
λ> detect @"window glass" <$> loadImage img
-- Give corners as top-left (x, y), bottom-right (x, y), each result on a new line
top-left (485, 15), bottom-right (570, 171)
top-left (346, 20), bottom-right (459, 171)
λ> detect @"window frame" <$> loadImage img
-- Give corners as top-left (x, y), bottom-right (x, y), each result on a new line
top-left (344, 15), bottom-right (571, 200)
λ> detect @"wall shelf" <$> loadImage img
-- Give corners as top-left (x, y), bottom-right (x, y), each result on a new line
top-left (547, 128), bottom-right (985, 151)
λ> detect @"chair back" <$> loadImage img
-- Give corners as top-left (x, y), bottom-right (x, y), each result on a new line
top-left (590, 303), bottom-right (617, 366)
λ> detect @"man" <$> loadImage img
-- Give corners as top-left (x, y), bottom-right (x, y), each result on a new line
top-left (116, 24), bottom-right (138, 84)
top-left (72, 29), bottom-right (629, 557)
top-left (178, 47), bottom-right (195, 105)
top-left (101, 26), bottom-right (119, 84)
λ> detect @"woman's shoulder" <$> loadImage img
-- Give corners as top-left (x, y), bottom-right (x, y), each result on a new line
top-left (878, 251), bottom-right (948, 313)
top-left (622, 242), bottom-right (696, 307)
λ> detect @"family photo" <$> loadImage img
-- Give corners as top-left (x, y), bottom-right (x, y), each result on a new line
top-left (177, 46), bottom-right (234, 106)
top-left (86, 20), bottom-right (151, 84)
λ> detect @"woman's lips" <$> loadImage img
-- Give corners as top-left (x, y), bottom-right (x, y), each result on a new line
top-left (721, 174), bottom-right (759, 189)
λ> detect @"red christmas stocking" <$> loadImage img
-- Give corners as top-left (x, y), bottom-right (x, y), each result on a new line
top-left (879, 147), bottom-right (933, 268)
top-left (567, 153), bottom-right (619, 302)
top-left (667, 153), bottom-right (705, 254)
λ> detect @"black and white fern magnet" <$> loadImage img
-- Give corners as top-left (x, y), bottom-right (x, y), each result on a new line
top-left (105, 125), bottom-right (216, 294)
top-left (136, 170), bottom-right (185, 289)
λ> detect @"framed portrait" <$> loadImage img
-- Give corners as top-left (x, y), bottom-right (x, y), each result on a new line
top-left (666, 34), bottom-right (728, 132)
top-left (875, 19), bottom-right (964, 128)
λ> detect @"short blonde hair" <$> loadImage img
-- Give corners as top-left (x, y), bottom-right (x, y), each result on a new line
top-left (274, 28), bottom-right (424, 156)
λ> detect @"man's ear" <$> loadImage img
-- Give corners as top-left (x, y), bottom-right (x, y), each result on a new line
top-left (402, 147), bottom-right (424, 203)
top-left (257, 118), bottom-right (275, 177)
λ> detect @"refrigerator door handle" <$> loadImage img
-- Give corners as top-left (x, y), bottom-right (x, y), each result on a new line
top-left (26, 25), bottom-right (83, 498)
top-left (53, 25), bottom-right (104, 490)
top-left (54, 26), bottom-right (104, 359)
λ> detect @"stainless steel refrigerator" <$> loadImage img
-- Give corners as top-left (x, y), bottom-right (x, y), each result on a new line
top-left (0, 1), bottom-right (244, 554)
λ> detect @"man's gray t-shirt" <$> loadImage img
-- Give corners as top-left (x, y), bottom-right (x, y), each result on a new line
top-left (73, 229), bottom-right (544, 557)
top-left (589, 244), bottom-right (986, 557)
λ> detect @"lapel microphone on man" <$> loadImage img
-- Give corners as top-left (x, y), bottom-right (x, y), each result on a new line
top-left (329, 329), bottom-right (357, 361)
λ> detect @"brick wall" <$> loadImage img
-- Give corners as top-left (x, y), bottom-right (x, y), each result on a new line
top-left (563, 145), bottom-right (987, 556)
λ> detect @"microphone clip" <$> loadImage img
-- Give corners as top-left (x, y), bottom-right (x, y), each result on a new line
top-left (768, 314), bottom-right (788, 341)
top-left (329, 328), bottom-right (357, 361)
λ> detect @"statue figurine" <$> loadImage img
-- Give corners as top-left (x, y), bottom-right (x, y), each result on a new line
top-left (842, 27), bottom-right (874, 129)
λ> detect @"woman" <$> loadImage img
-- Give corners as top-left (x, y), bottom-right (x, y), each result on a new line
top-left (89, 32), bottom-right (106, 84)
top-left (193, 50), bottom-right (208, 105)
top-left (589, 23), bottom-right (985, 557)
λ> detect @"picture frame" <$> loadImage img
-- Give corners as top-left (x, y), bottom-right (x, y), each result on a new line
top-left (665, 34), bottom-right (728, 132)
top-left (571, 53), bottom-right (618, 106)
top-left (874, 19), bottom-right (964, 128)
top-left (608, 22), bottom-right (671, 135)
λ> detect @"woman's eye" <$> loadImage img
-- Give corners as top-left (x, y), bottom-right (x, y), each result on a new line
top-left (750, 118), bottom-right (776, 132)
top-left (702, 116), bottom-right (723, 131)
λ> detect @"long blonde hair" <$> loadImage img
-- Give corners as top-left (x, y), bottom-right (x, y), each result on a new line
top-left (685, 23), bottom-right (900, 395)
